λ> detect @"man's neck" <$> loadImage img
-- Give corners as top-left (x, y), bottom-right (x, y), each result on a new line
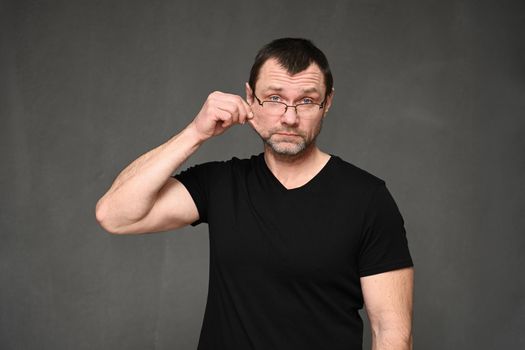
top-left (263, 145), bottom-right (330, 190)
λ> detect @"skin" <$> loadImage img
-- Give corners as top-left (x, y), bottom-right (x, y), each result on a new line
top-left (362, 268), bottom-right (414, 350)
top-left (245, 58), bottom-right (335, 189)
top-left (247, 59), bottom-right (328, 157)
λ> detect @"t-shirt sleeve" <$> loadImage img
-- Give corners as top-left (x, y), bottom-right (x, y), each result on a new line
top-left (172, 162), bottom-right (216, 227)
top-left (358, 182), bottom-right (414, 277)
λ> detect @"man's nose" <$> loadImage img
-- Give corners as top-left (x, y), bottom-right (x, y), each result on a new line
top-left (281, 106), bottom-right (299, 125)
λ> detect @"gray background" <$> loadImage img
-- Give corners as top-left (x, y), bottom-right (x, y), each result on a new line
top-left (2, 0), bottom-right (524, 349)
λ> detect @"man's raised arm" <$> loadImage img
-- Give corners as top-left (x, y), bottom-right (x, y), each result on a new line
top-left (95, 91), bottom-right (253, 234)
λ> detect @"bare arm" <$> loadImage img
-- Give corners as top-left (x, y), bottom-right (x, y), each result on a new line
top-left (95, 91), bottom-right (252, 234)
top-left (361, 267), bottom-right (414, 350)
top-left (95, 126), bottom-right (203, 234)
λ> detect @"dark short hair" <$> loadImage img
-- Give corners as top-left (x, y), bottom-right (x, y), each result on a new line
top-left (248, 38), bottom-right (333, 99)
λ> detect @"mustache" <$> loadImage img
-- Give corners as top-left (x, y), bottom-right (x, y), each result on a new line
top-left (269, 128), bottom-right (305, 137)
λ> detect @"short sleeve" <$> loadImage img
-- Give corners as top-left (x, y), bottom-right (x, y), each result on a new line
top-left (172, 162), bottom-right (216, 226)
top-left (358, 182), bottom-right (413, 277)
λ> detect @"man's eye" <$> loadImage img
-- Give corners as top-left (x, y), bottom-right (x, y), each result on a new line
top-left (269, 96), bottom-right (281, 101)
top-left (301, 98), bottom-right (314, 104)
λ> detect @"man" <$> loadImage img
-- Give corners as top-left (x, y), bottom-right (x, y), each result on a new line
top-left (96, 38), bottom-right (414, 350)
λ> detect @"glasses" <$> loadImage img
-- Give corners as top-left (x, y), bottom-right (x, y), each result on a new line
top-left (253, 94), bottom-right (325, 119)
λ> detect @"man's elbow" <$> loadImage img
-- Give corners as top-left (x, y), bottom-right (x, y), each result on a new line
top-left (95, 199), bottom-right (126, 235)
top-left (97, 220), bottom-right (125, 235)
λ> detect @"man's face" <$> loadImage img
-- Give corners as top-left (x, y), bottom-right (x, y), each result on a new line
top-left (246, 58), bottom-right (333, 158)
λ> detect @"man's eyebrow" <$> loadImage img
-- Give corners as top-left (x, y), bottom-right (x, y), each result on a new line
top-left (263, 86), bottom-right (320, 94)
top-left (264, 86), bottom-right (283, 92)
top-left (302, 87), bottom-right (320, 94)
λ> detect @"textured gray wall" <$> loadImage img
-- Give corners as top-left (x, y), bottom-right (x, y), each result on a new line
top-left (2, 0), bottom-right (524, 349)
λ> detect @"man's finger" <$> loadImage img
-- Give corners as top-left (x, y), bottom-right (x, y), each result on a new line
top-left (235, 97), bottom-right (251, 124)
top-left (219, 93), bottom-right (253, 122)
top-left (242, 99), bottom-right (254, 120)
top-left (217, 106), bottom-right (238, 125)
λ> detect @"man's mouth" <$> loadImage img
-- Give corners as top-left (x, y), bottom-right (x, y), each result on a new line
top-left (275, 132), bottom-right (299, 136)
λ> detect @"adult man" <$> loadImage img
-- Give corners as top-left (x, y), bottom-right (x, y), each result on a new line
top-left (96, 38), bottom-right (414, 350)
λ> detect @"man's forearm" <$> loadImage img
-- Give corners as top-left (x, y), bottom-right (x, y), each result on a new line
top-left (95, 124), bottom-right (204, 230)
top-left (371, 330), bottom-right (413, 350)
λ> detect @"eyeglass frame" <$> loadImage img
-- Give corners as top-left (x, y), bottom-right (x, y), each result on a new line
top-left (252, 93), bottom-right (326, 117)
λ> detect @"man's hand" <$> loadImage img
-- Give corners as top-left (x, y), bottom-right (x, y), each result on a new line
top-left (188, 91), bottom-right (254, 142)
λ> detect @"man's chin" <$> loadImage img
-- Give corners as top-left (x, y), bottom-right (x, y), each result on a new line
top-left (266, 140), bottom-right (306, 157)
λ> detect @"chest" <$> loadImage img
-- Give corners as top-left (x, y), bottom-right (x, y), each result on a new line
top-left (207, 181), bottom-right (366, 282)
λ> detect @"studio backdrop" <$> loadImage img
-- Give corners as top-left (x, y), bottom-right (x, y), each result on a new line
top-left (1, 1), bottom-right (524, 349)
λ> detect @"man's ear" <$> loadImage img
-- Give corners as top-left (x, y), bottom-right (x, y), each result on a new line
top-left (323, 87), bottom-right (335, 116)
top-left (245, 82), bottom-right (254, 104)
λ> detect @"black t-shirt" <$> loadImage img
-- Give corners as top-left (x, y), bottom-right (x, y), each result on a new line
top-left (173, 153), bottom-right (413, 350)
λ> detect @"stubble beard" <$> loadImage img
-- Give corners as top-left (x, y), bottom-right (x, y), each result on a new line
top-left (259, 118), bottom-right (324, 158)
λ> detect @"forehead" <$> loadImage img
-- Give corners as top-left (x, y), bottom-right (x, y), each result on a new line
top-left (256, 58), bottom-right (325, 94)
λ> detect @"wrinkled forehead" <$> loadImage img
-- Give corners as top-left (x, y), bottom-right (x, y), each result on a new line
top-left (256, 58), bottom-right (325, 96)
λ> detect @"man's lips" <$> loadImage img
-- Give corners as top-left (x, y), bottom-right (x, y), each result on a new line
top-left (275, 132), bottom-right (299, 136)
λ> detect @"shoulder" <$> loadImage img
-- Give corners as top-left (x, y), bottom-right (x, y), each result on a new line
top-left (217, 153), bottom-right (263, 171)
top-left (212, 153), bottom-right (259, 169)
top-left (177, 154), bottom-right (259, 176)
top-left (329, 154), bottom-right (386, 190)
